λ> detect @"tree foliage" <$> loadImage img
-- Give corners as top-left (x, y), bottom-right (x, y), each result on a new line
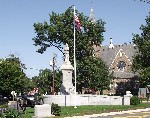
top-left (0, 54), bottom-right (28, 96)
top-left (32, 68), bottom-right (62, 94)
top-left (77, 57), bottom-right (112, 93)
top-left (132, 14), bottom-right (150, 86)
top-left (134, 0), bottom-right (150, 4)
top-left (33, 6), bottom-right (112, 93)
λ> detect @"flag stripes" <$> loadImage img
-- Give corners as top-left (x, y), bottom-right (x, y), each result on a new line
top-left (74, 14), bottom-right (82, 30)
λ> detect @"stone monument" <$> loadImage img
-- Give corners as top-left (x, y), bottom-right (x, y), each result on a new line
top-left (32, 104), bottom-right (54, 118)
top-left (60, 43), bottom-right (75, 95)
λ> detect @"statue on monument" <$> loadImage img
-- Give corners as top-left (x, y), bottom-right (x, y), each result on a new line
top-left (60, 43), bottom-right (75, 95)
top-left (64, 43), bottom-right (70, 64)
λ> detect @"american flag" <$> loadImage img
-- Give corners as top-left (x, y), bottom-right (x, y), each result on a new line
top-left (74, 14), bottom-right (82, 30)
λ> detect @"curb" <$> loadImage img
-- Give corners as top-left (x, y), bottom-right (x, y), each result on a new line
top-left (65, 108), bottom-right (150, 118)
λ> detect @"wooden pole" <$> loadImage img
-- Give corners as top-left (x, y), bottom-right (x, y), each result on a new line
top-left (52, 54), bottom-right (55, 95)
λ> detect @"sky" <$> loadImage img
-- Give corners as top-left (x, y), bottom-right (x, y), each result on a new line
top-left (0, 0), bottom-right (149, 78)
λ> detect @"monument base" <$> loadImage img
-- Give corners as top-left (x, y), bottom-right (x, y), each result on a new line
top-left (43, 94), bottom-right (132, 106)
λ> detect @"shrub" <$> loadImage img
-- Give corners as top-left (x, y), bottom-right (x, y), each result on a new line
top-left (0, 108), bottom-right (20, 118)
top-left (51, 103), bottom-right (61, 116)
top-left (130, 96), bottom-right (141, 105)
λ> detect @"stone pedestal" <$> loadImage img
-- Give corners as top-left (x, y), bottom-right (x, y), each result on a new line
top-left (123, 91), bottom-right (133, 105)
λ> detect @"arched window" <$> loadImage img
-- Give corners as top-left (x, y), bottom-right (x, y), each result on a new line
top-left (117, 61), bottom-right (126, 71)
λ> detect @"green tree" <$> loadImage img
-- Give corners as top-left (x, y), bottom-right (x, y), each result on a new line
top-left (77, 57), bottom-right (112, 93)
top-left (32, 68), bottom-right (61, 94)
top-left (0, 54), bottom-right (28, 97)
top-left (54, 70), bottom-right (62, 94)
top-left (134, 0), bottom-right (150, 4)
top-left (33, 6), bottom-right (111, 93)
top-left (32, 69), bottom-right (52, 94)
top-left (132, 14), bottom-right (150, 87)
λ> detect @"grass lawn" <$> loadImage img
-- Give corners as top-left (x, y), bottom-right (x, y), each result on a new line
top-left (24, 102), bottom-right (150, 118)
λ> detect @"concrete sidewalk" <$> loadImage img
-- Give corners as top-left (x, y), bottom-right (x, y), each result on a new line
top-left (65, 108), bottom-right (150, 118)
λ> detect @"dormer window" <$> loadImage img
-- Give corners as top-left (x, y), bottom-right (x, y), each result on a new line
top-left (117, 61), bottom-right (126, 71)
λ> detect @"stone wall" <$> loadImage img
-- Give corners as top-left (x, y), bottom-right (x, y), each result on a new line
top-left (43, 94), bottom-right (132, 106)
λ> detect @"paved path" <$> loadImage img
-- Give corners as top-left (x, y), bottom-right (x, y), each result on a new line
top-left (65, 108), bottom-right (150, 118)
top-left (94, 110), bottom-right (150, 118)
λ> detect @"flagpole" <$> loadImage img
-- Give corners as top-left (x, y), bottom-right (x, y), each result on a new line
top-left (73, 5), bottom-right (77, 108)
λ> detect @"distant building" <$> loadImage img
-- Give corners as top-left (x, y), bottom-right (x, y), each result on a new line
top-left (94, 38), bottom-right (139, 95)
top-left (90, 4), bottom-right (139, 95)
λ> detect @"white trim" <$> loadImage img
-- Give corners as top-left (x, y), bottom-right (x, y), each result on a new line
top-left (109, 49), bottom-right (132, 70)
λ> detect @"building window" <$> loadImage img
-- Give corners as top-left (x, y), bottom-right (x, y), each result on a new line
top-left (117, 61), bottom-right (126, 71)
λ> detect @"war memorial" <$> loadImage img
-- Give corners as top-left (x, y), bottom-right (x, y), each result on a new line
top-left (43, 44), bottom-right (133, 106)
